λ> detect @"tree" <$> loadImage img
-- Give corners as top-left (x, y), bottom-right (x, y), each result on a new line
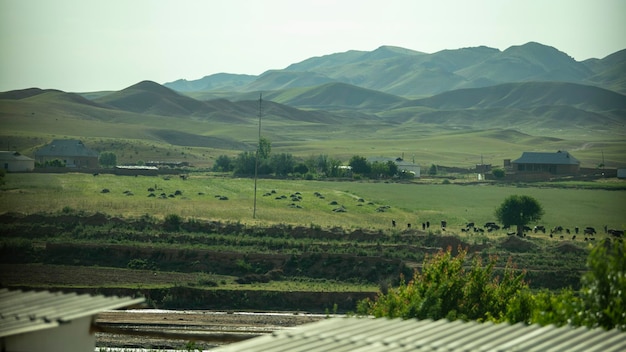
top-left (99, 152), bottom-right (117, 168)
top-left (357, 247), bottom-right (532, 323)
top-left (233, 151), bottom-right (256, 175)
top-left (213, 155), bottom-right (233, 172)
top-left (495, 195), bottom-right (544, 236)
top-left (270, 153), bottom-right (295, 177)
top-left (579, 239), bottom-right (626, 330)
top-left (349, 155), bottom-right (371, 175)
top-left (428, 164), bottom-right (438, 176)
top-left (258, 137), bottom-right (271, 160)
top-left (492, 168), bottom-right (505, 179)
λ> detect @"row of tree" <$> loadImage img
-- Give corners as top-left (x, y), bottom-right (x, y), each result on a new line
top-left (357, 239), bottom-right (625, 331)
top-left (214, 138), bottom-right (414, 179)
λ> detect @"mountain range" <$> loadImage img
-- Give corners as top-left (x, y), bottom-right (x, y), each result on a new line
top-left (164, 42), bottom-right (626, 97)
top-left (1, 41), bottom-right (625, 168)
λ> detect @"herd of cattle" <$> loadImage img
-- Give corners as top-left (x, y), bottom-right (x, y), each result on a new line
top-left (390, 219), bottom-right (624, 241)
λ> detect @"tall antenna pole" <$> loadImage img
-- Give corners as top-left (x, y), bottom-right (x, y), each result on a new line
top-left (253, 93), bottom-right (262, 219)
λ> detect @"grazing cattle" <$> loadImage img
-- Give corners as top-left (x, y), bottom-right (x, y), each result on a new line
top-left (174, 190), bottom-right (182, 196)
top-left (441, 220), bottom-right (447, 229)
top-left (466, 222), bottom-right (475, 229)
top-left (392, 220), bottom-right (396, 227)
top-left (426, 221), bottom-right (430, 228)
top-left (571, 235), bottom-right (576, 240)
top-left (148, 187), bottom-right (155, 192)
top-left (608, 229), bottom-right (624, 238)
top-left (101, 188), bottom-right (110, 193)
top-left (93, 173), bottom-right (99, 176)
top-left (422, 223), bottom-right (426, 230)
top-left (575, 227), bottom-right (579, 234)
top-left (552, 226), bottom-right (563, 234)
top-left (407, 223), bottom-right (411, 229)
top-left (584, 227), bottom-right (596, 235)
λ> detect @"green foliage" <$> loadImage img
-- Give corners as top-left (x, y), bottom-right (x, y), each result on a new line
top-left (213, 155), bottom-right (234, 172)
top-left (359, 248), bottom-right (531, 323)
top-left (258, 136), bottom-right (271, 160)
top-left (495, 195), bottom-right (544, 236)
top-left (579, 239), bottom-right (626, 330)
top-left (270, 153), bottom-right (295, 177)
top-left (99, 152), bottom-right (117, 168)
top-left (428, 164), bottom-right (437, 175)
top-left (492, 168), bottom-right (505, 179)
top-left (163, 214), bottom-right (182, 232)
top-left (349, 155), bottom-right (370, 175)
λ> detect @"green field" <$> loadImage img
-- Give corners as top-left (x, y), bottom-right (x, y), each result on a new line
top-left (2, 173), bottom-right (624, 231)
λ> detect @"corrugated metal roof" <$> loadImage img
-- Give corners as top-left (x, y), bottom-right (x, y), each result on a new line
top-left (0, 151), bottom-right (34, 162)
top-left (214, 316), bottom-right (626, 352)
top-left (512, 151), bottom-right (580, 165)
top-left (34, 139), bottom-right (99, 158)
top-left (0, 288), bottom-right (144, 338)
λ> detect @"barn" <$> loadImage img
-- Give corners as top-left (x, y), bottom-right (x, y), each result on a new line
top-left (511, 150), bottom-right (580, 175)
top-left (0, 288), bottom-right (144, 352)
top-left (0, 151), bottom-right (35, 172)
top-left (34, 139), bottom-right (100, 168)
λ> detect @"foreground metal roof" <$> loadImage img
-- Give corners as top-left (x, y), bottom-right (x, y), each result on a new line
top-left (0, 288), bottom-right (144, 338)
top-left (215, 316), bottom-right (626, 352)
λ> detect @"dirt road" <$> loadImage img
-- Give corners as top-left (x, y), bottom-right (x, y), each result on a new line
top-left (95, 309), bottom-right (327, 350)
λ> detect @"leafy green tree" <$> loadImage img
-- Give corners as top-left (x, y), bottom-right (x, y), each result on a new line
top-left (293, 162), bottom-right (308, 175)
top-left (386, 160), bottom-right (399, 177)
top-left (428, 164), bottom-right (438, 175)
top-left (492, 168), bottom-right (505, 179)
top-left (495, 195), bottom-right (544, 236)
top-left (270, 153), bottom-right (295, 177)
top-left (233, 151), bottom-right (256, 175)
top-left (258, 137), bottom-right (271, 160)
top-left (99, 152), bottom-right (117, 168)
top-left (349, 155), bottom-right (371, 175)
top-left (579, 239), bottom-right (626, 330)
top-left (213, 155), bottom-right (233, 172)
top-left (358, 248), bottom-right (531, 323)
top-left (328, 158), bottom-right (343, 177)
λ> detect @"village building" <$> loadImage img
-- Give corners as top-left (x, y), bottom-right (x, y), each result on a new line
top-left (0, 288), bottom-right (144, 352)
top-left (511, 150), bottom-right (580, 175)
top-left (0, 151), bottom-right (35, 172)
top-left (34, 139), bottom-right (100, 168)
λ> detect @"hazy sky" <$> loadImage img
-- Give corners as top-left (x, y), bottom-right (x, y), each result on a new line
top-left (1, 0), bottom-right (624, 92)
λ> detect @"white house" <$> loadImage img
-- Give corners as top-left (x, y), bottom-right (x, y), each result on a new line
top-left (0, 151), bottom-right (35, 172)
top-left (0, 288), bottom-right (144, 352)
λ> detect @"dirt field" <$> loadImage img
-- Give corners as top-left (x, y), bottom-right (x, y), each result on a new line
top-left (95, 309), bottom-right (327, 350)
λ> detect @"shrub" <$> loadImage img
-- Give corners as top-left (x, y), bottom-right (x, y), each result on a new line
top-left (358, 247), bottom-right (531, 323)
top-left (163, 214), bottom-right (182, 232)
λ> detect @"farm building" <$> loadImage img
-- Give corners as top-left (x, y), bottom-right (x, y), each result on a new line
top-left (0, 151), bottom-right (35, 172)
top-left (0, 288), bottom-right (144, 352)
top-left (214, 316), bottom-right (626, 352)
top-left (34, 139), bottom-right (100, 168)
top-left (511, 150), bottom-right (580, 175)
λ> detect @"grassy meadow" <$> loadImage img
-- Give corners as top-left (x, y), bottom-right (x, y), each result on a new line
top-left (2, 172), bottom-right (624, 232)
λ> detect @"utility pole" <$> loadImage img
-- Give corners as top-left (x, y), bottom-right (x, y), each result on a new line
top-left (253, 93), bottom-right (262, 219)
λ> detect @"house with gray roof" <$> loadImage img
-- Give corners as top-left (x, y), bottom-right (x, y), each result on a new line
top-left (511, 150), bottom-right (580, 175)
top-left (34, 139), bottom-right (100, 168)
top-left (0, 151), bottom-right (35, 172)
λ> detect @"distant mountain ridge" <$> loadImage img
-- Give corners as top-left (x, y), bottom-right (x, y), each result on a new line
top-left (164, 42), bottom-right (626, 96)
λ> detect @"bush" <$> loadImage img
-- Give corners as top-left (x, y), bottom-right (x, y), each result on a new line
top-left (163, 214), bottom-right (182, 232)
top-left (358, 247), bottom-right (532, 323)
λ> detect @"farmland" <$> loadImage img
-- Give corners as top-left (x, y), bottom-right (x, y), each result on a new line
top-left (1, 172), bottom-right (624, 314)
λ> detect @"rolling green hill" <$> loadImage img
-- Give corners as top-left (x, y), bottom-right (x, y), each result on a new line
top-left (1, 42), bottom-right (625, 169)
